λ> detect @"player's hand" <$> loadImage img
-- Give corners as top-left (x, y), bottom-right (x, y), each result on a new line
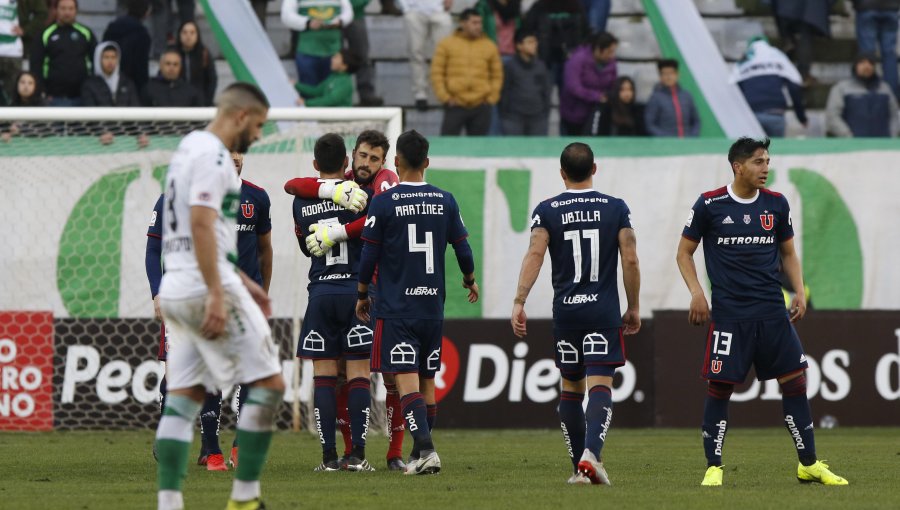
top-left (332, 181), bottom-right (368, 213)
top-left (244, 278), bottom-right (272, 319)
top-left (622, 308), bottom-right (641, 335)
top-left (463, 279), bottom-right (479, 303)
top-left (201, 291), bottom-right (227, 339)
top-left (356, 298), bottom-right (371, 323)
top-left (789, 294), bottom-right (806, 323)
top-left (511, 302), bottom-right (527, 338)
top-left (688, 292), bottom-right (710, 326)
top-left (306, 223), bottom-right (340, 257)
top-left (153, 295), bottom-right (162, 321)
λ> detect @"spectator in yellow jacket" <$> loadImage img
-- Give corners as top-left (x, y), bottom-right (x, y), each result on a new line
top-left (430, 8), bottom-right (503, 136)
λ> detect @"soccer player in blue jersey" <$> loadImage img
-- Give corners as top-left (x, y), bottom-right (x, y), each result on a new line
top-left (145, 152), bottom-right (273, 473)
top-left (356, 129), bottom-right (479, 475)
top-left (510, 142), bottom-right (641, 486)
top-left (676, 137), bottom-right (848, 487)
top-left (293, 133), bottom-right (376, 473)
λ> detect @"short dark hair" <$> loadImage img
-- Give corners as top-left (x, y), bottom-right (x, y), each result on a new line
top-left (396, 130), bottom-right (429, 170)
top-left (591, 32), bottom-right (618, 51)
top-left (160, 46), bottom-right (181, 60)
top-left (728, 137), bottom-right (770, 166)
top-left (314, 133), bottom-right (347, 173)
top-left (657, 59), bottom-right (679, 72)
top-left (459, 8), bottom-right (481, 21)
top-left (101, 45), bottom-right (118, 56)
top-left (126, 0), bottom-right (150, 18)
top-left (560, 143), bottom-right (594, 183)
top-left (221, 81), bottom-right (270, 110)
top-left (354, 130), bottom-right (390, 158)
top-left (339, 49), bottom-right (362, 74)
top-left (514, 28), bottom-right (536, 44)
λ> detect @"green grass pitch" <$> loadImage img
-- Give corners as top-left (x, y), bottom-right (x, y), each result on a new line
top-left (1, 428), bottom-right (897, 509)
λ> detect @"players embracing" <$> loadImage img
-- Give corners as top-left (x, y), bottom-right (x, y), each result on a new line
top-left (511, 142), bottom-right (641, 485)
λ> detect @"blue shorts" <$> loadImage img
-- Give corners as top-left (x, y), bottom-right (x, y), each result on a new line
top-left (702, 315), bottom-right (808, 383)
top-left (370, 318), bottom-right (443, 377)
top-left (297, 294), bottom-right (373, 360)
top-left (553, 326), bottom-right (625, 381)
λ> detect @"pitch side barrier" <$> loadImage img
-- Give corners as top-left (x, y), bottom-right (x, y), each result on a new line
top-left (2, 312), bottom-right (898, 430)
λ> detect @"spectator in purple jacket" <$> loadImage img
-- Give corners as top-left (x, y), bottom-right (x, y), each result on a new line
top-left (559, 31), bottom-right (618, 135)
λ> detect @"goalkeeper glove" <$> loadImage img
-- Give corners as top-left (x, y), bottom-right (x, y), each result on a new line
top-left (319, 180), bottom-right (368, 213)
top-left (306, 223), bottom-right (349, 257)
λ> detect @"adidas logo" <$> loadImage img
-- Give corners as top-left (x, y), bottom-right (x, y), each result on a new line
top-left (722, 216), bottom-right (734, 224)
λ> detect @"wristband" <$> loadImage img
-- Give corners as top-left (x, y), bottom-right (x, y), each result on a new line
top-left (463, 276), bottom-right (475, 286)
top-left (513, 297), bottom-right (526, 305)
top-left (357, 291), bottom-right (368, 301)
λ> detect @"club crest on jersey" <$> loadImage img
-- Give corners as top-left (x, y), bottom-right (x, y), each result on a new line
top-left (557, 340), bottom-right (579, 364)
top-left (241, 202), bottom-right (255, 218)
top-left (711, 360), bottom-right (723, 374)
top-left (743, 214), bottom-right (751, 224)
top-left (760, 214), bottom-right (774, 230)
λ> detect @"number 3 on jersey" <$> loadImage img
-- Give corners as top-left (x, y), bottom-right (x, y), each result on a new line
top-left (563, 229), bottom-right (599, 283)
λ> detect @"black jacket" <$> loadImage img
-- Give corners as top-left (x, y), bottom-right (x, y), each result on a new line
top-left (178, 44), bottom-right (218, 106)
top-left (81, 75), bottom-right (141, 106)
top-left (853, 0), bottom-right (900, 11)
top-left (103, 16), bottom-right (152, 93)
top-left (522, 0), bottom-right (588, 66)
top-left (30, 23), bottom-right (97, 99)
top-left (142, 76), bottom-right (203, 107)
top-left (499, 54), bottom-right (550, 117)
top-left (597, 102), bottom-right (647, 136)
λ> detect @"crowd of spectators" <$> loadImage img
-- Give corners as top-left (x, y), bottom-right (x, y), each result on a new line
top-left (0, 0), bottom-right (898, 140)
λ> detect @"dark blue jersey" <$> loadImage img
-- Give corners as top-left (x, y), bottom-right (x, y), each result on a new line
top-left (293, 179), bottom-right (368, 298)
top-left (237, 180), bottom-right (272, 286)
top-left (531, 189), bottom-right (632, 329)
top-left (682, 185), bottom-right (794, 321)
top-left (148, 195), bottom-right (163, 239)
top-left (361, 182), bottom-right (468, 320)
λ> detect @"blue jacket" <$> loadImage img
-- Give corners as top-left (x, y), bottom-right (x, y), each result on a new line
top-left (644, 83), bottom-right (701, 137)
top-left (739, 75), bottom-right (808, 124)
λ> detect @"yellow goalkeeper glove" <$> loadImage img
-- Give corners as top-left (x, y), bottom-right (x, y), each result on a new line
top-left (306, 223), bottom-right (349, 257)
top-left (318, 180), bottom-right (368, 213)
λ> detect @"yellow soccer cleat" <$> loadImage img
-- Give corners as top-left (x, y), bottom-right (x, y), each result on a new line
top-left (701, 465), bottom-right (724, 486)
top-left (225, 498), bottom-right (266, 510)
top-left (797, 461), bottom-right (848, 485)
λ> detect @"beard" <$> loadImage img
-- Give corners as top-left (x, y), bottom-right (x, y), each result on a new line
top-left (234, 130), bottom-right (253, 154)
top-left (353, 165), bottom-right (376, 185)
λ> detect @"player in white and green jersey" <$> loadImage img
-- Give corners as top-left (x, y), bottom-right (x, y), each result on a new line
top-left (155, 82), bottom-right (283, 510)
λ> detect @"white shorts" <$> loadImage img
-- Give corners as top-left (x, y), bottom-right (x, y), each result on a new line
top-left (160, 283), bottom-right (281, 392)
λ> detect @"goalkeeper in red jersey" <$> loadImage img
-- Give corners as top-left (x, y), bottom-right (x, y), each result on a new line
top-left (285, 130), bottom-right (406, 471)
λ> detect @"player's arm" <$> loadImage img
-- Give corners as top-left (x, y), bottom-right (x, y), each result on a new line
top-left (258, 231), bottom-right (273, 294)
top-left (145, 233), bottom-right (162, 320)
top-left (191, 206), bottom-right (226, 339)
top-left (779, 238), bottom-right (806, 322)
top-left (675, 236), bottom-right (710, 326)
top-left (355, 239), bottom-right (382, 323)
top-left (511, 227), bottom-right (549, 338)
top-left (452, 237), bottom-right (479, 303)
top-left (618, 227), bottom-right (641, 335)
top-left (284, 177), bottom-right (367, 213)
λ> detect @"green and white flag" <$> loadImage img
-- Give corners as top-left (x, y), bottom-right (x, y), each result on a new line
top-left (0, 0), bottom-right (23, 58)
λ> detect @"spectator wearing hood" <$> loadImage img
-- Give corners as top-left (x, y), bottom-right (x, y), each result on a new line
top-left (644, 59), bottom-right (700, 137)
top-left (559, 31), bottom-right (618, 135)
top-left (142, 47), bottom-right (202, 107)
top-left (175, 20), bottom-right (217, 106)
top-left (103, 0), bottom-right (152, 94)
top-left (852, 0), bottom-right (900, 98)
top-left (826, 53), bottom-right (899, 137)
top-left (731, 37), bottom-right (807, 137)
top-left (81, 42), bottom-right (140, 106)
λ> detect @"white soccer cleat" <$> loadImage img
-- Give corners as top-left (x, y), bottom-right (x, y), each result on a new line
top-left (404, 451), bottom-right (441, 475)
top-left (567, 472), bottom-right (592, 485)
top-left (576, 449), bottom-right (611, 486)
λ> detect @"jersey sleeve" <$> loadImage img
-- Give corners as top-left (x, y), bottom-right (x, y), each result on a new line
top-left (776, 195), bottom-right (795, 242)
top-left (373, 169), bottom-right (399, 195)
top-left (361, 194), bottom-right (386, 244)
top-left (147, 195), bottom-right (163, 238)
top-left (681, 196), bottom-right (709, 241)
top-left (530, 202), bottom-right (548, 231)
top-left (258, 190), bottom-right (272, 235)
top-left (447, 194), bottom-right (469, 244)
top-left (284, 177), bottom-right (322, 198)
top-left (189, 149), bottom-right (229, 210)
top-left (618, 199), bottom-right (633, 230)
